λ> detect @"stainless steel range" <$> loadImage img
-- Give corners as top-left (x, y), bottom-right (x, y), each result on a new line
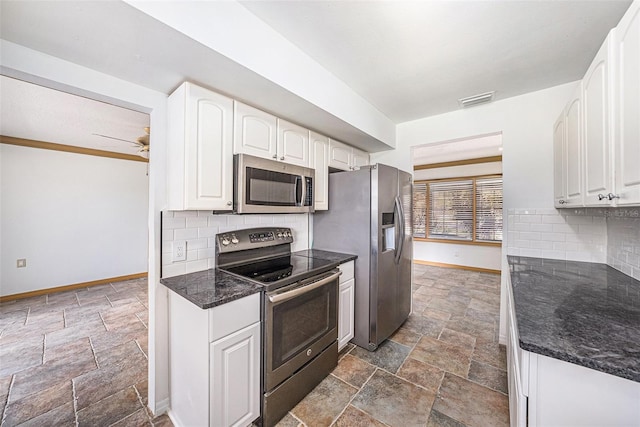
top-left (216, 227), bottom-right (340, 427)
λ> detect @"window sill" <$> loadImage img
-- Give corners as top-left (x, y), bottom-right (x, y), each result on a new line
top-left (413, 237), bottom-right (501, 247)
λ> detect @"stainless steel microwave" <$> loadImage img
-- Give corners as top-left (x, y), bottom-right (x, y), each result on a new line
top-left (234, 154), bottom-right (314, 214)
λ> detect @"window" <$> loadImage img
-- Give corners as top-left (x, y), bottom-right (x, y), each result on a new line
top-left (413, 176), bottom-right (502, 244)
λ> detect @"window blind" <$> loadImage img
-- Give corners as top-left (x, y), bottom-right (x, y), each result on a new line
top-left (428, 180), bottom-right (473, 240)
top-left (412, 175), bottom-right (503, 243)
top-left (413, 183), bottom-right (427, 237)
top-left (475, 177), bottom-right (503, 242)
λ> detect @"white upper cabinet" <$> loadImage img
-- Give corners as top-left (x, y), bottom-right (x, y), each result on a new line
top-left (310, 131), bottom-right (329, 210)
top-left (565, 84), bottom-right (584, 206)
top-left (614, 0), bottom-right (640, 205)
top-left (583, 32), bottom-right (615, 206)
top-left (167, 82), bottom-right (234, 211)
top-left (553, 112), bottom-right (567, 207)
top-left (234, 103), bottom-right (312, 167)
top-left (555, 0), bottom-right (640, 207)
top-left (351, 147), bottom-right (370, 169)
top-left (277, 119), bottom-right (310, 167)
top-left (234, 101), bottom-right (278, 160)
top-left (328, 139), bottom-right (370, 171)
top-left (328, 139), bottom-right (352, 170)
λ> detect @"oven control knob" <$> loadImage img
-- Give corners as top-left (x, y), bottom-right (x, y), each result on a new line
top-left (306, 349), bottom-right (312, 357)
top-left (277, 232), bottom-right (283, 238)
top-left (221, 237), bottom-right (230, 246)
top-left (231, 236), bottom-right (239, 244)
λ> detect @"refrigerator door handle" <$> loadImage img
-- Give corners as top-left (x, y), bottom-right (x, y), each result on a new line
top-left (398, 195), bottom-right (406, 259)
top-left (394, 197), bottom-right (405, 264)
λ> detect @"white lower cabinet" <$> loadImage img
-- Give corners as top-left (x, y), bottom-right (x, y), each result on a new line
top-left (506, 273), bottom-right (640, 426)
top-left (168, 292), bottom-right (261, 427)
top-left (210, 322), bottom-right (261, 427)
top-left (337, 261), bottom-right (355, 350)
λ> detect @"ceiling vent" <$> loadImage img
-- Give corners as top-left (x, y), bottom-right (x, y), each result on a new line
top-left (458, 91), bottom-right (495, 108)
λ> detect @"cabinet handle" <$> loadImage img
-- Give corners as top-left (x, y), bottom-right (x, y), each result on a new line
top-left (597, 193), bottom-right (607, 201)
top-left (607, 193), bottom-right (620, 200)
top-left (558, 200), bottom-right (566, 205)
top-left (272, 154), bottom-right (277, 159)
top-left (280, 156), bottom-right (285, 161)
top-left (226, 201), bottom-right (232, 206)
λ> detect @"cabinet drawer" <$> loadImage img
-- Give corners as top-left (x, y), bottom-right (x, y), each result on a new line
top-left (209, 293), bottom-right (261, 342)
top-left (338, 261), bottom-right (354, 283)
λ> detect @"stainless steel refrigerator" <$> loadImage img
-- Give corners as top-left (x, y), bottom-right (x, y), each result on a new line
top-left (313, 163), bottom-right (413, 351)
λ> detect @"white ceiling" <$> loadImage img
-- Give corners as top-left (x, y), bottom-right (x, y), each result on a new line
top-left (0, 0), bottom-right (632, 154)
top-left (0, 76), bottom-right (149, 156)
top-left (240, 0), bottom-right (632, 122)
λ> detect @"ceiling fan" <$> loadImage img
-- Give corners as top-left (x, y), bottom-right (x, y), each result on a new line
top-left (92, 127), bottom-right (150, 158)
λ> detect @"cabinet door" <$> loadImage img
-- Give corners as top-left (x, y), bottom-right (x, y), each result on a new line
top-left (506, 275), bottom-right (527, 427)
top-left (351, 147), bottom-right (370, 170)
top-left (179, 83), bottom-right (234, 210)
top-left (211, 322), bottom-right (261, 427)
top-left (310, 131), bottom-right (329, 210)
top-left (565, 85), bottom-right (584, 206)
top-left (553, 113), bottom-right (567, 207)
top-left (338, 278), bottom-right (355, 351)
top-left (583, 33), bottom-right (614, 206)
top-left (328, 139), bottom-right (352, 171)
top-left (277, 119), bottom-right (310, 167)
top-left (615, 1), bottom-right (640, 205)
top-left (234, 101), bottom-right (277, 160)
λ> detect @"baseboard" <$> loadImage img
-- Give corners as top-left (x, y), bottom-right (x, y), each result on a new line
top-left (0, 272), bottom-right (148, 302)
top-left (152, 397), bottom-right (171, 418)
top-left (413, 259), bottom-right (500, 275)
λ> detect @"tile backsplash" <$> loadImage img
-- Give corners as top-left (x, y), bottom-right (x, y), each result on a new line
top-left (607, 212), bottom-right (640, 281)
top-left (508, 207), bottom-right (640, 280)
top-left (161, 211), bottom-right (309, 278)
top-left (507, 208), bottom-right (607, 263)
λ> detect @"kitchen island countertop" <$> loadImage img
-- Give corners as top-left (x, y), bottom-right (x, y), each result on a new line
top-left (508, 255), bottom-right (640, 382)
top-left (160, 268), bottom-right (262, 309)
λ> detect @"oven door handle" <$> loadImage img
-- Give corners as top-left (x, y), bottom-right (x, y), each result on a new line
top-left (268, 271), bottom-right (342, 304)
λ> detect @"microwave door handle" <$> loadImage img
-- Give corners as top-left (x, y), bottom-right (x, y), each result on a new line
top-left (301, 175), bottom-right (307, 206)
top-left (295, 175), bottom-right (303, 206)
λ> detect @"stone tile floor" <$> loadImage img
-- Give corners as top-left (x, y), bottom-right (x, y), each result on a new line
top-left (0, 277), bottom-right (172, 426)
top-left (277, 264), bottom-right (509, 427)
top-left (0, 264), bottom-right (507, 427)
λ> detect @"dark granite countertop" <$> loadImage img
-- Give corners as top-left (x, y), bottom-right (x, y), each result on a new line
top-left (160, 269), bottom-right (262, 309)
top-left (293, 249), bottom-right (357, 264)
top-left (507, 255), bottom-right (640, 382)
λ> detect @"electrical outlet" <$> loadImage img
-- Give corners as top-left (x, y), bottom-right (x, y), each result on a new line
top-left (17, 259), bottom-right (27, 268)
top-left (173, 241), bottom-right (186, 262)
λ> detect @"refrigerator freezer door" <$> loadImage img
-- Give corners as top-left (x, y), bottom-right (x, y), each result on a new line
top-left (371, 164), bottom-right (400, 347)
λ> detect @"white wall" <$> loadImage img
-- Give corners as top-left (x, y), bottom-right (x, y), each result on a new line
top-left (0, 145), bottom-right (148, 296)
top-left (372, 81), bottom-right (579, 344)
top-left (0, 40), bottom-right (170, 414)
top-left (414, 243), bottom-right (502, 271)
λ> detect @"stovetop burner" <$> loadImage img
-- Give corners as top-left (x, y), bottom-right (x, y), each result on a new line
top-left (216, 227), bottom-right (339, 291)
top-left (222, 255), bottom-right (336, 289)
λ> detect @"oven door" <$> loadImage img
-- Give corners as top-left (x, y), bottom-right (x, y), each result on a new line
top-left (234, 154), bottom-right (314, 214)
top-left (264, 269), bottom-right (340, 391)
